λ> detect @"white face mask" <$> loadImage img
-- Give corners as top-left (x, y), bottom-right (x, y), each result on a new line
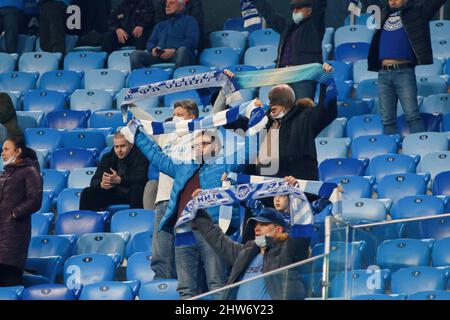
top-left (254, 235), bottom-right (267, 248)
top-left (3, 155), bottom-right (17, 167)
top-left (271, 111), bottom-right (286, 120)
top-left (292, 11), bottom-right (305, 24)
top-left (172, 116), bottom-right (184, 123)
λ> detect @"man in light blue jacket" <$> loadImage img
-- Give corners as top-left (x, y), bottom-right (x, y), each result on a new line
top-left (131, 127), bottom-right (246, 299)
top-left (0, 0), bottom-right (25, 53)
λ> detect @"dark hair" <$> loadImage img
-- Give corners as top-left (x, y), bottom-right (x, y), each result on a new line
top-left (268, 85), bottom-right (296, 109)
top-left (6, 136), bottom-right (38, 161)
top-left (173, 100), bottom-right (200, 118)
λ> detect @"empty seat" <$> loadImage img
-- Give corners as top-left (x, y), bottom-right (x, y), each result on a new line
top-left (244, 45), bottom-right (277, 69)
top-left (138, 280), bottom-right (179, 300)
top-left (209, 30), bottom-right (247, 52)
top-left (0, 34), bottom-right (35, 55)
top-left (351, 135), bottom-right (400, 160)
top-left (377, 173), bottom-right (430, 203)
top-left (127, 68), bottom-right (171, 88)
top-left (391, 267), bottom-right (448, 296)
top-left (430, 20), bottom-right (450, 40)
top-left (402, 132), bottom-right (449, 159)
top-left (56, 210), bottom-right (107, 237)
top-left (408, 290), bottom-right (450, 300)
top-left (337, 99), bottom-right (372, 119)
top-left (22, 90), bottom-right (66, 114)
top-left (39, 70), bottom-right (82, 95)
top-left (419, 216), bottom-right (450, 240)
top-left (126, 251), bottom-right (155, 284)
top-left (28, 235), bottom-right (76, 262)
top-left (367, 154), bottom-right (420, 183)
top-left (355, 79), bottom-right (378, 100)
top-left (432, 39), bottom-right (450, 60)
top-left (249, 28), bottom-right (280, 47)
top-left (46, 110), bottom-right (90, 130)
top-left (377, 239), bottom-right (431, 272)
top-left (89, 110), bottom-right (127, 131)
top-left (0, 286), bottom-right (24, 300)
top-left (311, 241), bottom-right (367, 272)
top-left (431, 237), bottom-right (450, 267)
top-left (127, 231), bottom-right (152, 258)
top-left (315, 137), bottom-right (351, 163)
top-left (19, 52), bottom-right (60, 75)
top-left (64, 51), bottom-right (107, 73)
top-left (31, 213), bottom-right (55, 236)
top-left (334, 25), bottom-right (374, 48)
top-left (328, 175), bottom-right (374, 200)
top-left (60, 130), bottom-right (106, 151)
top-left (56, 188), bottom-right (84, 214)
top-left (107, 50), bottom-right (134, 73)
top-left (330, 269), bottom-right (390, 298)
top-left (415, 58), bottom-right (445, 77)
top-left (416, 75), bottom-right (447, 97)
top-left (421, 93), bottom-right (450, 114)
top-left (326, 60), bottom-right (353, 82)
top-left (340, 198), bottom-right (389, 223)
top-left (199, 47), bottom-right (240, 69)
top-left (74, 233), bottom-right (129, 262)
top-left (41, 169), bottom-right (67, 195)
top-left (318, 118), bottom-right (347, 138)
top-left (24, 128), bottom-right (62, 154)
top-left (22, 284), bottom-right (76, 300)
top-left (0, 52), bottom-right (18, 73)
top-left (433, 171), bottom-right (450, 195)
top-left (0, 71), bottom-right (38, 95)
top-left (397, 112), bottom-right (443, 137)
top-left (70, 89), bottom-right (113, 112)
top-left (335, 42), bottom-right (370, 64)
top-left (418, 151), bottom-right (450, 180)
top-left (353, 59), bottom-right (378, 84)
top-left (68, 167), bottom-right (96, 189)
top-left (319, 158), bottom-right (368, 182)
top-left (17, 111), bottom-right (43, 130)
top-left (84, 69), bottom-right (126, 96)
top-left (49, 148), bottom-right (96, 171)
top-left (391, 195), bottom-right (446, 220)
top-left (79, 281), bottom-right (139, 301)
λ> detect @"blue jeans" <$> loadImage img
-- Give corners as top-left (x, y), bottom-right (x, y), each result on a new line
top-left (378, 68), bottom-right (425, 135)
top-left (0, 7), bottom-right (22, 54)
top-left (130, 46), bottom-right (194, 70)
top-left (151, 201), bottom-right (177, 279)
top-left (175, 229), bottom-right (227, 299)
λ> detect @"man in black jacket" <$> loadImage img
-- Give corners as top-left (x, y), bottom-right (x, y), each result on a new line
top-left (101, 0), bottom-right (155, 54)
top-left (79, 132), bottom-right (149, 211)
top-left (251, 0), bottom-right (327, 99)
top-left (367, 0), bottom-right (447, 135)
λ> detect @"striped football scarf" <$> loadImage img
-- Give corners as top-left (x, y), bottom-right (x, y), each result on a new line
top-left (241, 0), bottom-right (262, 28)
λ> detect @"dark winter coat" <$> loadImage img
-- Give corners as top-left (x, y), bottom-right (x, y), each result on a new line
top-left (0, 92), bottom-right (23, 140)
top-left (109, 0), bottom-right (155, 33)
top-left (0, 158), bottom-right (43, 270)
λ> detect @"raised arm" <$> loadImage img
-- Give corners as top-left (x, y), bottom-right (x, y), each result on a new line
top-left (310, 76), bottom-right (338, 136)
top-left (252, 0), bottom-right (288, 34)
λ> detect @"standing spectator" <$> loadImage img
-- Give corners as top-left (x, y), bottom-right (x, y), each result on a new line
top-left (250, 0), bottom-right (328, 99)
top-left (101, 0), bottom-right (155, 54)
top-left (0, 137), bottom-right (43, 287)
top-left (0, 0), bottom-right (24, 53)
top-left (39, 0), bottom-right (70, 54)
top-left (0, 93), bottom-right (23, 143)
top-left (130, 0), bottom-right (199, 70)
top-left (79, 132), bottom-right (149, 211)
top-left (368, 0), bottom-right (448, 135)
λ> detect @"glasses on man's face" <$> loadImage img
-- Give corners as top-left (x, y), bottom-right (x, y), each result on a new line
top-left (192, 140), bottom-right (213, 150)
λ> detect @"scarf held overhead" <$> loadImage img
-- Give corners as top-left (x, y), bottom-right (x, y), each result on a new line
top-left (241, 0), bottom-right (262, 28)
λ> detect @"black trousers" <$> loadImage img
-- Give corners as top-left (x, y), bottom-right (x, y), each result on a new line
top-left (79, 185), bottom-right (145, 211)
top-left (0, 7), bottom-right (22, 54)
top-left (0, 264), bottom-right (23, 287)
top-left (101, 30), bottom-right (149, 54)
top-left (39, 1), bottom-right (67, 54)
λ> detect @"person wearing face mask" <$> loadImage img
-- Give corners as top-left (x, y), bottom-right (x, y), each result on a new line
top-left (367, 0), bottom-right (448, 135)
top-left (190, 176), bottom-right (310, 300)
top-left (250, 0), bottom-right (328, 100)
top-left (0, 137), bottom-right (43, 287)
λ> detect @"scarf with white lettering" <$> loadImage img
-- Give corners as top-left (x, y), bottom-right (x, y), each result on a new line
top-left (241, 0), bottom-right (262, 28)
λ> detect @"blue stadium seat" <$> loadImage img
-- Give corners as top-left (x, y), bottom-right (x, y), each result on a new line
top-left (315, 137), bottom-right (351, 163)
top-left (328, 176), bottom-right (374, 200)
top-left (415, 58), bottom-right (445, 77)
top-left (31, 213), bottom-right (55, 236)
top-left (391, 195), bottom-right (446, 221)
top-left (353, 59), bottom-right (378, 84)
top-left (84, 69), bottom-right (126, 96)
top-left (60, 130), bottom-right (106, 151)
top-left (419, 216), bottom-right (450, 240)
top-left (68, 167), bottom-right (96, 189)
top-left (110, 209), bottom-right (155, 258)
top-left (0, 286), bottom-right (24, 300)
top-left (0, 52), bottom-right (18, 73)
top-left (200, 47), bottom-right (240, 69)
top-left (334, 25), bottom-right (374, 48)
top-left (397, 112), bottom-right (443, 137)
top-left (340, 198), bottom-right (389, 223)
top-left (70, 89), bottom-right (113, 112)
top-left (41, 169), bottom-right (67, 195)
top-left (79, 281), bottom-right (139, 300)
top-left (346, 114), bottom-right (383, 139)
top-left (325, 60), bottom-right (353, 83)
top-left (56, 210), bottom-right (108, 237)
top-left (126, 251), bottom-right (155, 284)
top-left (46, 110), bottom-right (90, 129)
top-left (223, 16), bottom-right (262, 32)
top-left (430, 20), bottom-right (450, 40)
top-left (257, 85), bottom-right (273, 105)
top-left (432, 237), bottom-right (450, 267)
top-left (419, 151), bottom-right (450, 179)
top-left (64, 51), bottom-right (107, 73)
top-left (367, 154), bottom-right (420, 183)
top-left (318, 118), bottom-right (348, 138)
top-left (249, 28), bottom-right (280, 47)
top-left (319, 158), bottom-right (369, 182)
top-left (64, 253), bottom-right (120, 287)
top-left (74, 233), bottom-right (129, 262)
top-left (127, 231), bottom-right (152, 258)
top-left (338, 98), bottom-right (372, 119)
top-left (322, 27), bottom-right (335, 61)
top-left (24, 255), bottom-right (63, 285)
top-left (352, 294), bottom-right (407, 300)
top-left (107, 50), bottom-right (134, 73)
top-left (391, 267), bottom-right (448, 295)
top-left (416, 76), bottom-right (447, 97)
top-left (56, 188), bottom-right (84, 214)
top-left (28, 235), bottom-right (76, 262)
top-left (89, 110), bottom-right (126, 131)
top-left (433, 171), bottom-right (450, 195)
top-left (311, 241), bottom-right (367, 272)
top-left (36, 191), bottom-right (54, 214)
top-left (355, 79), bottom-right (378, 100)
top-left (138, 279), bottom-right (179, 300)
top-left (377, 239), bottom-right (432, 272)
top-left (0, 71), bottom-right (38, 95)
top-left (0, 34), bottom-right (36, 55)
top-left (22, 90), bottom-right (66, 114)
top-left (421, 93), bottom-right (450, 114)
top-left (351, 135), bottom-right (400, 160)
top-left (330, 269), bottom-right (390, 298)
top-left (244, 45), bottom-right (277, 69)
top-left (443, 113), bottom-right (450, 131)
top-left (24, 128), bottom-right (62, 154)
top-left (335, 42), bottom-right (370, 64)
top-left (49, 148), bottom-right (96, 171)
top-left (19, 52), bottom-right (61, 75)
top-left (127, 68), bottom-right (171, 88)
top-left (402, 132), bottom-right (449, 159)
top-left (17, 111), bottom-right (43, 130)
top-left (22, 284), bottom-right (76, 300)
top-left (210, 30), bottom-right (247, 52)
top-left (377, 173), bottom-right (430, 203)
top-left (332, 80), bottom-right (354, 100)
top-left (164, 90), bottom-right (202, 108)
top-left (39, 70), bottom-right (82, 95)
top-left (408, 290), bottom-right (450, 300)
top-left (432, 39), bottom-right (450, 60)
top-left (173, 65), bottom-right (215, 78)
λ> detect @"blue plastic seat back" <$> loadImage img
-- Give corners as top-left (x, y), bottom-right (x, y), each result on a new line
top-left (108, 50), bottom-right (134, 73)
top-left (60, 130), bottom-right (106, 150)
top-left (244, 45), bottom-right (277, 69)
top-left (249, 28), bottom-right (280, 47)
top-left (199, 47), bottom-right (240, 69)
top-left (31, 213), bottom-right (54, 236)
top-left (443, 113), bottom-right (450, 131)
top-left (315, 137), bottom-right (350, 164)
top-left (397, 112), bottom-right (443, 137)
top-left (63, 253), bottom-right (117, 287)
top-left (127, 231), bottom-right (152, 258)
top-left (408, 290), bottom-right (450, 300)
top-left (139, 280), bottom-right (179, 300)
top-left (391, 195), bottom-right (445, 220)
top-left (24, 128), bottom-right (62, 153)
top-left (340, 198), bottom-right (387, 223)
top-left (22, 284), bottom-right (76, 300)
top-left (67, 167), bottom-right (96, 189)
top-left (0, 52), bottom-right (18, 73)
top-left (419, 216), bottom-right (450, 240)
top-left (391, 267), bottom-right (448, 295)
top-left (0, 71), bottom-right (38, 94)
top-left (28, 235), bottom-right (75, 261)
top-left (41, 169), bottom-right (67, 195)
top-left (318, 118), bottom-right (347, 138)
top-left (74, 233), bottom-right (126, 262)
top-left (126, 251), bottom-right (155, 284)
top-left (39, 70), bottom-right (82, 95)
top-left (335, 42), bottom-right (370, 64)
top-left (327, 60), bottom-right (353, 82)
top-left (89, 110), bottom-right (127, 131)
top-left (127, 68), bottom-right (171, 88)
top-left (70, 89), bottom-right (113, 112)
top-left (432, 237), bottom-right (450, 267)
top-left (355, 79), bottom-right (378, 100)
top-left (23, 90), bottom-right (66, 114)
top-left (377, 173), bottom-right (430, 203)
top-left (36, 191), bottom-right (54, 214)
top-left (433, 171), bottom-right (450, 195)
top-left (337, 99), bottom-right (372, 119)
top-left (173, 65), bottom-right (215, 78)
top-left (79, 281), bottom-right (135, 300)
top-left (351, 135), bottom-right (400, 160)
top-left (367, 154), bottom-right (419, 183)
top-left (225, 64), bottom-right (258, 74)
top-left (84, 69), bottom-right (126, 95)
top-left (403, 132), bottom-right (449, 159)
top-left (111, 209), bottom-right (155, 239)
top-left (319, 158), bottom-right (368, 182)
top-left (422, 93), bottom-right (450, 114)
top-left (0, 286), bottom-right (24, 300)
top-left (419, 151), bottom-right (450, 180)
top-left (19, 52), bottom-right (60, 75)
top-left (334, 25), bottom-right (374, 47)
top-left (416, 75), bottom-right (447, 97)
top-left (328, 176), bottom-right (373, 200)
top-left (56, 188), bottom-right (83, 214)
top-left (210, 30), bottom-right (247, 52)
top-left (46, 110), bottom-right (90, 130)
top-left (56, 210), bottom-right (105, 237)
top-left (64, 51), bottom-right (107, 72)
top-left (49, 148), bottom-right (96, 171)
top-left (430, 20), bottom-right (450, 40)
top-left (352, 59), bottom-right (378, 84)
top-left (377, 239), bottom-right (432, 272)
top-left (330, 269), bottom-right (390, 298)
top-left (311, 241), bottom-right (366, 272)
top-left (415, 58), bottom-right (444, 77)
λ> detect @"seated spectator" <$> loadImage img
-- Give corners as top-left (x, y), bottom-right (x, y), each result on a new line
top-left (130, 0), bottom-right (199, 70)
top-left (0, 0), bottom-right (24, 53)
top-left (38, 0), bottom-right (70, 54)
top-left (79, 132), bottom-right (149, 211)
top-left (191, 176), bottom-right (311, 300)
top-left (0, 93), bottom-right (24, 143)
top-left (101, 0), bottom-right (155, 54)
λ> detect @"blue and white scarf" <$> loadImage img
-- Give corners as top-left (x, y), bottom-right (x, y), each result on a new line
top-left (241, 0), bottom-right (262, 28)
top-left (348, 0), bottom-right (362, 16)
